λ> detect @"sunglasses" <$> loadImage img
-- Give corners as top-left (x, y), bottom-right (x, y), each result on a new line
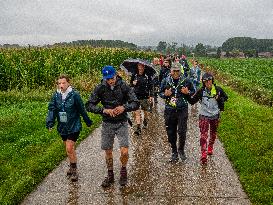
top-left (202, 76), bottom-right (213, 81)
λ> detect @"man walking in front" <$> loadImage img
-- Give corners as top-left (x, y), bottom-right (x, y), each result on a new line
top-left (159, 63), bottom-right (195, 162)
top-left (85, 66), bottom-right (139, 187)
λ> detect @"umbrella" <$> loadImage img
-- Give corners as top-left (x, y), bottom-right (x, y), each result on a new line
top-left (119, 58), bottom-right (157, 77)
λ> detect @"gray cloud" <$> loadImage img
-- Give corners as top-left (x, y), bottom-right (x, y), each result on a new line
top-left (0, 0), bottom-right (272, 46)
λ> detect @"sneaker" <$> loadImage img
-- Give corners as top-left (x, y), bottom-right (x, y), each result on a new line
top-left (178, 150), bottom-right (187, 161)
top-left (143, 119), bottom-right (148, 128)
top-left (169, 152), bottom-right (179, 163)
top-left (207, 146), bottom-right (213, 155)
top-left (119, 167), bottom-right (127, 186)
top-left (101, 176), bottom-right (114, 188)
top-left (134, 126), bottom-right (141, 135)
top-left (70, 168), bottom-right (78, 182)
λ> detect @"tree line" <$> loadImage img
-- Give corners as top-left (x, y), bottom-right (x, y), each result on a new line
top-left (156, 37), bottom-right (273, 58)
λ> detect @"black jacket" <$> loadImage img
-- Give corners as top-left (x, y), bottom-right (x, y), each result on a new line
top-left (85, 77), bottom-right (139, 122)
top-left (130, 73), bottom-right (153, 100)
top-left (159, 66), bottom-right (171, 84)
top-left (159, 75), bottom-right (195, 110)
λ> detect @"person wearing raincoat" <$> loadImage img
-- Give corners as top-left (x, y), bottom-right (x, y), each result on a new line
top-left (85, 66), bottom-right (139, 187)
top-left (182, 73), bottom-right (228, 165)
top-left (159, 63), bottom-right (195, 163)
top-left (130, 62), bottom-right (154, 135)
top-left (46, 74), bottom-right (93, 182)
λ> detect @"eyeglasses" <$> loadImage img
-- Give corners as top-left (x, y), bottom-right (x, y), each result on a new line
top-left (172, 70), bottom-right (180, 72)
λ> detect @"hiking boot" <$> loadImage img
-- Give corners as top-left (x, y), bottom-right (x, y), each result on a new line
top-left (134, 125), bottom-right (141, 135)
top-left (143, 119), bottom-right (148, 128)
top-left (207, 146), bottom-right (213, 155)
top-left (201, 152), bottom-right (207, 165)
top-left (70, 168), bottom-right (78, 182)
top-left (178, 150), bottom-right (187, 161)
top-left (169, 152), bottom-right (179, 163)
top-left (119, 167), bottom-right (128, 186)
top-left (67, 166), bottom-right (73, 176)
top-left (101, 175), bottom-right (114, 188)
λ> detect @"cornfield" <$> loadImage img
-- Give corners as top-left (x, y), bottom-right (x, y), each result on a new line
top-left (0, 46), bottom-right (157, 91)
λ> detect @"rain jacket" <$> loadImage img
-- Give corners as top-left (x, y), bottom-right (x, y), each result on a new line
top-left (188, 84), bottom-right (228, 115)
top-left (46, 87), bottom-right (92, 135)
top-left (159, 66), bottom-right (171, 84)
top-left (85, 76), bottom-right (139, 123)
top-left (130, 73), bottom-right (153, 100)
top-left (159, 75), bottom-right (195, 110)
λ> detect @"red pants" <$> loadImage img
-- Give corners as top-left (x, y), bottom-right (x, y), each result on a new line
top-left (199, 117), bottom-right (219, 155)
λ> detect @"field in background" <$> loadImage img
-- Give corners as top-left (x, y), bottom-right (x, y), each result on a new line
top-left (0, 47), bottom-right (157, 91)
top-left (200, 58), bottom-right (273, 105)
top-left (0, 47), bottom-right (157, 204)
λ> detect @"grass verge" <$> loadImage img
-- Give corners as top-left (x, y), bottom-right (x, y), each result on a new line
top-left (218, 84), bottom-right (273, 205)
top-left (0, 88), bottom-right (101, 205)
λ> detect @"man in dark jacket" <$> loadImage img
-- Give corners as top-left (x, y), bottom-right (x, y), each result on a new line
top-left (159, 63), bottom-right (195, 163)
top-left (130, 62), bottom-right (154, 135)
top-left (179, 55), bottom-right (190, 77)
top-left (159, 59), bottom-right (171, 85)
top-left (85, 66), bottom-right (139, 187)
top-left (46, 74), bottom-right (92, 182)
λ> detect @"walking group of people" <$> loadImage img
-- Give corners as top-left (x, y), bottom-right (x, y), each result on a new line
top-left (46, 54), bottom-right (228, 188)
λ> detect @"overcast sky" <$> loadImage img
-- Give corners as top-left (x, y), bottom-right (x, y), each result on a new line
top-left (1, 0), bottom-right (272, 46)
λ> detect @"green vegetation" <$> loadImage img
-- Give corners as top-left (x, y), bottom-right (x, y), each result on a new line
top-left (0, 47), bottom-right (158, 204)
top-left (201, 58), bottom-right (273, 105)
top-left (222, 37), bottom-right (273, 52)
top-left (0, 88), bottom-right (101, 205)
top-left (218, 84), bottom-right (273, 205)
top-left (0, 47), bottom-right (157, 91)
top-left (54, 39), bottom-right (138, 49)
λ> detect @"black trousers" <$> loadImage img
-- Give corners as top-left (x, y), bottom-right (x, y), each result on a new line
top-left (164, 108), bottom-right (188, 153)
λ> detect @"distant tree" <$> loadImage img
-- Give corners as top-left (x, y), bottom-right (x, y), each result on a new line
top-left (244, 49), bottom-right (257, 58)
top-left (194, 43), bottom-right (206, 57)
top-left (217, 47), bottom-right (222, 58)
top-left (222, 37), bottom-right (273, 53)
top-left (156, 41), bottom-right (167, 53)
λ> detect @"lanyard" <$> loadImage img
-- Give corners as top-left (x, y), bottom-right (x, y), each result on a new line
top-left (169, 77), bottom-right (183, 97)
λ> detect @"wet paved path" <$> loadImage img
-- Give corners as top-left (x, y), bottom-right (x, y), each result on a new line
top-left (22, 100), bottom-right (251, 205)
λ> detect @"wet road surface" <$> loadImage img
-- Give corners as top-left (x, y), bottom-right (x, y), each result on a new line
top-left (22, 100), bottom-right (251, 205)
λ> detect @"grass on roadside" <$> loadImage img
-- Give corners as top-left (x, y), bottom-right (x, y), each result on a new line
top-left (0, 88), bottom-right (101, 205)
top-left (218, 84), bottom-right (273, 205)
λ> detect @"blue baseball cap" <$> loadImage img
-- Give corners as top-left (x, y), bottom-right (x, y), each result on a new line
top-left (102, 66), bottom-right (116, 80)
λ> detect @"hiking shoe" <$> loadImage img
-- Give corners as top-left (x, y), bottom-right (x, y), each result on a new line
top-left (201, 152), bottom-right (207, 165)
top-left (67, 166), bottom-right (73, 176)
top-left (119, 167), bottom-right (128, 186)
top-left (70, 168), bottom-right (78, 182)
top-left (101, 176), bottom-right (114, 188)
top-left (134, 126), bottom-right (141, 135)
top-left (178, 150), bottom-right (187, 161)
top-left (207, 146), bottom-right (213, 155)
top-left (143, 119), bottom-right (148, 128)
top-left (169, 152), bottom-right (179, 163)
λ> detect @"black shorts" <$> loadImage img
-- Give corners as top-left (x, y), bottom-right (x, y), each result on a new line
top-left (61, 132), bottom-right (80, 142)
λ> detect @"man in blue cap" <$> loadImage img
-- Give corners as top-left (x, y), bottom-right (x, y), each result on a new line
top-left (86, 66), bottom-right (139, 187)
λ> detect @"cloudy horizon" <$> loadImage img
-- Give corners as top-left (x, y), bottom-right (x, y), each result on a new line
top-left (1, 0), bottom-right (272, 47)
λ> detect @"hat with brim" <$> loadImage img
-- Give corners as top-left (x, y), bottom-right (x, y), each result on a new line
top-left (102, 66), bottom-right (116, 80)
top-left (171, 63), bottom-right (181, 71)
